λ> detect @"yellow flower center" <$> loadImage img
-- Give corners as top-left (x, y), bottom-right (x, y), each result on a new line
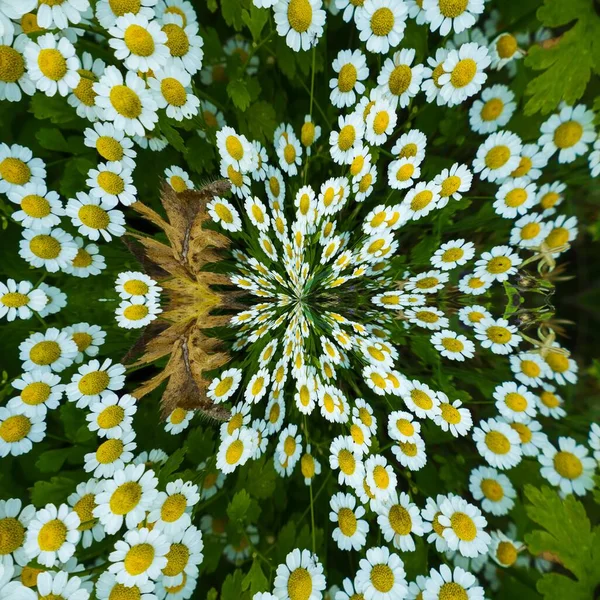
top-left (440, 175), bottom-right (461, 197)
top-left (98, 405), bottom-right (125, 429)
top-left (97, 170), bottom-right (125, 195)
top-left (226, 439), bottom-right (244, 465)
top-left (553, 451), bottom-right (583, 479)
top-left (214, 202), bottom-right (234, 224)
top-left (123, 304), bottom-right (149, 321)
top-left (485, 145), bottom-right (510, 170)
top-left (0, 45), bottom-right (25, 83)
top-left (359, 173), bottom-right (373, 192)
top-left (269, 402), bottom-right (280, 424)
top-left (520, 222), bottom-right (540, 240)
top-left (0, 517), bottom-right (25, 554)
top-left (442, 247), bottom-right (464, 262)
top-left (442, 338), bottom-right (464, 353)
top-left (545, 350), bottom-right (569, 373)
top-left (389, 504), bottom-right (412, 535)
top-left (486, 326), bottom-right (512, 344)
top-left (109, 0), bottom-right (140, 16)
top-left (545, 227), bottom-right (569, 250)
top-left (284, 143), bottom-right (296, 165)
top-left (169, 407), bottom-right (187, 425)
top-left (0, 157), bottom-right (30, 185)
top-left (110, 482), bottom-right (142, 515)
top-left (370, 7), bottom-right (394, 36)
top-left (96, 438), bottom-right (124, 464)
top-left (74, 493), bottom-right (96, 531)
top-left (398, 143), bottom-right (417, 158)
top-left (163, 23), bottom-right (190, 57)
top-left (480, 98), bottom-right (503, 121)
top-left (485, 431), bottom-right (510, 454)
top-left (505, 188), bottom-right (527, 208)
top-left (73, 69), bottom-right (97, 106)
top-left (540, 191), bottom-right (560, 210)
top-left (227, 164), bottom-right (243, 187)
top-left (496, 34), bottom-right (517, 59)
top-left (287, 0), bottom-right (313, 33)
top-left (79, 205), bottom-right (110, 230)
top-left (163, 542), bottom-right (189, 576)
top-left (284, 436), bottom-right (297, 457)
top-left (301, 121), bottom-right (315, 147)
top-left (432, 63), bottom-right (445, 88)
top-left (554, 121), bottom-right (583, 149)
top-left (123, 279), bottom-right (149, 295)
top-left (21, 194), bottom-right (51, 218)
top-left (21, 382), bottom-right (51, 405)
top-left (338, 63), bottom-right (357, 93)
top-left (540, 390), bottom-right (560, 408)
top-left (496, 541), bottom-right (518, 566)
top-left (288, 567), bottom-right (313, 600)
top-left (511, 422), bottom-right (532, 444)
top-left (30, 340), bottom-right (61, 365)
top-left (338, 449), bottom-right (356, 475)
top-left (450, 58), bottom-right (477, 88)
top-left (372, 464), bottom-right (390, 489)
top-left (370, 564), bottom-right (394, 593)
top-left (410, 190), bottom-right (434, 211)
top-left (411, 389), bottom-right (433, 410)
top-left (1, 292), bottom-right (29, 307)
top-left (161, 77), bottom-right (187, 106)
top-left (78, 370), bottom-right (110, 395)
top-left (337, 125), bottom-right (356, 151)
top-left (338, 507), bottom-right (357, 536)
top-left (301, 453), bottom-right (315, 478)
top-left (214, 376), bottom-right (233, 397)
top-left (21, 13), bottom-right (42, 33)
top-left (30, 234), bottom-right (61, 259)
top-left (396, 418), bottom-right (414, 436)
top-left (450, 512), bottom-right (477, 541)
top-left (124, 24), bottom-right (155, 56)
top-left (373, 111), bottom-right (390, 135)
top-left (359, 407), bottom-right (372, 427)
top-left (389, 64), bottom-right (412, 95)
top-left (438, 0), bottom-right (468, 17)
top-left (124, 543), bottom-right (155, 575)
top-left (440, 403), bottom-right (461, 424)
top-left (172, 175), bottom-right (189, 193)
top-left (486, 256), bottom-right (512, 274)
top-left (225, 135), bottom-right (244, 161)
top-left (467, 311), bottom-right (484, 323)
top-left (108, 584), bottom-right (142, 600)
top-left (438, 582), bottom-right (468, 600)
top-left (511, 156), bottom-right (532, 177)
top-left (37, 49), bottom-right (67, 81)
top-left (432, 512), bottom-right (446, 536)
top-left (396, 163), bottom-right (414, 181)
top-left (505, 392), bottom-right (527, 412)
top-left (37, 519), bottom-right (67, 551)
top-left (110, 85), bottom-right (142, 118)
top-left (96, 137), bottom-right (124, 163)
top-left (160, 494), bottom-right (187, 525)
top-left (481, 478), bottom-right (503, 501)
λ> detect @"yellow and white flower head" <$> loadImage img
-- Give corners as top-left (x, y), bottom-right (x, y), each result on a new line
top-left (423, 564), bottom-right (485, 600)
top-left (493, 177), bottom-right (536, 219)
top-left (245, 196), bottom-right (271, 232)
top-left (355, 545), bottom-right (407, 600)
top-left (115, 297), bottom-right (162, 329)
top-left (67, 478), bottom-right (105, 549)
top-left (421, 493), bottom-right (453, 552)
top-left (86, 161), bottom-right (137, 206)
top-left (273, 0), bottom-right (327, 51)
top-left (0, 404), bottom-right (45, 458)
top-left (0, 143), bottom-right (46, 194)
top-left (535, 384), bottom-right (566, 419)
top-left (431, 329), bottom-right (476, 361)
top-left (421, 47), bottom-right (449, 105)
top-left (300, 114), bottom-right (321, 157)
top-left (392, 129), bottom-right (427, 164)
top-left (364, 98), bottom-right (397, 146)
top-left (423, 0), bottom-right (484, 35)
top-left (539, 103), bottom-right (596, 164)
top-left (509, 214), bottom-right (551, 249)
top-left (197, 461), bottom-right (226, 500)
top-left (541, 342), bottom-right (578, 386)
top-left (18, 327), bottom-right (78, 373)
top-left (24, 503), bottom-right (80, 567)
top-left (434, 395), bottom-right (473, 437)
top-left (473, 130), bottom-right (522, 182)
top-left (7, 182), bottom-right (63, 230)
top-left (457, 304), bottom-right (491, 328)
top-left (539, 436), bottom-right (596, 497)
top-left (474, 245), bottom-right (521, 283)
top-left (492, 381), bottom-right (536, 423)
top-left (355, 0), bottom-right (408, 54)
top-left (473, 417), bottom-right (522, 470)
top-left (35, 283), bottom-right (66, 319)
top-left (364, 454), bottom-right (396, 503)
top-left (160, 524), bottom-right (204, 587)
top-left (84, 429), bottom-right (136, 478)
top-left (405, 307), bottom-right (448, 331)
top-left (19, 227), bottom-right (78, 273)
top-left (0, 498), bottom-right (36, 565)
top-left (469, 465), bottom-right (515, 516)
top-left (509, 352), bottom-right (549, 387)
top-left (458, 272), bottom-right (493, 295)
top-left (93, 66), bottom-right (158, 137)
top-left (433, 162), bottom-right (473, 206)
top-left (437, 495), bottom-right (491, 558)
top-left (115, 271), bottom-right (161, 301)
top-left (353, 398), bottom-right (377, 435)
top-left (437, 43), bottom-right (490, 107)
top-left (217, 127), bottom-right (256, 173)
top-left (329, 435), bottom-right (363, 486)
top-left (489, 32), bottom-right (523, 70)
top-left (430, 239), bottom-right (475, 271)
top-left (405, 270), bottom-right (448, 294)
top-left (217, 427), bottom-right (256, 474)
top-left (330, 49), bottom-right (369, 108)
top-left (221, 402), bottom-right (252, 439)
top-left (164, 407), bottom-right (194, 434)
top-left (8, 371), bottom-right (62, 421)
top-left (329, 492), bottom-right (368, 551)
top-left (86, 393), bottom-right (137, 439)
top-left (66, 358), bottom-right (126, 408)
top-left (402, 181), bottom-right (442, 220)
top-left (377, 48), bottom-right (425, 109)
top-left (0, 32), bottom-right (36, 103)
top-left (148, 66), bottom-right (199, 121)
top-left (60, 323), bottom-right (104, 364)
top-left (374, 490), bottom-right (424, 552)
top-left (507, 142), bottom-right (549, 181)
top-left (0, 279), bottom-right (47, 322)
top-left (94, 463), bottom-right (159, 533)
top-left (160, 14), bottom-right (204, 76)
top-left (276, 129), bottom-right (303, 176)
top-left (392, 434), bottom-right (427, 471)
top-left (108, 527), bottom-right (169, 587)
top-left (387, 410), bottom-right (420, 443)
top-left (83, 122), bottom-right (137, 169)
top-left (66, 51), bottom-right (105, 122)
top-left (23, 33), bottom-right (80, 97)
top-left (273, 548), bottom-right (326, 600)
top-left (488, 530), bottom-right (523, 568)
top-left (506, 417), bottom-right (549, 458)
top-left (300, 445), bottom-right (321, 485)
top-left (401, 380), bottom-right (441, 419)
top-left (275, 423), bottom-right (303, 476)
top-left (208, 368), bottom-right (243, 404)
top-left (96, 570), bottom-right (156, 600)
top-left (208, 196), bottom-right (242, 232)
top-left (65, 192), bottom-right (126, 243)
top-left (469, 83), bottom-right (516, 134)
top-left (388, 156), bottom-right (421, 190)
top-left (544, 214), bottom-right (578, 257)
top-left (95, 0), bottom-right (157, 28)
top-left (147, 479), bottom-right (199, 535)
top-left (474, 317), bottom-right (521, 355)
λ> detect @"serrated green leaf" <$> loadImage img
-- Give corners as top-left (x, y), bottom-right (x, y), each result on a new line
top-left (242, 559), bottom-right (269, 595)
top-left (29, 94), bottom-right (79, 124)
top-left (35, 448), bottom-right (73, 473)
top-left (185, 135), bottom-right (216, 174)
top-left (36, 128), bottom-right (69, 152)
top-left (221, 0), bottom-right (246, 31)
top-left (242, 6), bottom-right (268, 41)
top-left (239, 101), bottom-right (277, 146)
top-left (158, 116), bottom-right (186, 153)
top-left (228, 79), bottom-right (252, 111)
top-left (31, 476), bottom-right (77, 507)
top-left (227, 489), bottom-right (260, 523)
top-left (221, 569), bottom-right (245, 600)
top-left (244, 457), bottom-right (276, 499)
top-left (158, 447), bottom-right (187, 486)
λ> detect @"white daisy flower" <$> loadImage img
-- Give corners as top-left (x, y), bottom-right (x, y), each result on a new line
top-left (86, 393), bottom-right (137, 439)
top-left (402, 181), bottom-right (442, 221)
top-left (208, 197), bottom-right (242, 232)
top-left (23, 33), bottom-right (80, 97)
top-left (434, 396), bottom-right (473, 437)
top-left (273, 0), bottom-right (326, 51)
top-left (94, 65), bottom-right (158, 136)
top-left (65, 192), bottom-right (125, 242)
top-left (84, 429), bottom-right (136, 478)
top-left (423, 0), bottom-right (484, 36)
top-left (208, 368), bottom-right (243, 403)
top-left (535, 181), bottom-right (566, 215)
top-left (544, 214), bottom-right (578, 256)
top-left (9, 370), bottom-right (63, 418)
top-left (355, 545), bottom-right (407, 600)
top-left (161, 524), bottom-right (204, 587)
top-left (115, 298), bottom-right (162, 329)
top-left (7, 181), bottom-right (63, 230)
top-left (430, 239), bottom-right (475, 271)
top-left (434, 163), bottom-right (473, 205)
top-left (165, 165), bottom-right (193, 192)
top-left (216, 427), bottom-right (255, 474)
top-left (0, 404), bottom-right (45, 457)
top-left (542, 343), bottom-right (578, 385)
top-left (67, 51), bottom-right (105, 122)
top-left (472, 130), bottom-right (522, 182)
top-left (506, 417), bottom-right (549, 457)
top-left (19, 327), bottom-right (78, 373)
top-left (431, 330), bottom-right (475, 361)
top-left (474, 245), bottom-right (521, 282)
top-left (473, 418), bottom-right (522, 470)
top-left (457, 305), bottom-right (491, 327)
top-left (0, 498), bottom-right (35, 565)
top-left (402, 380), bottom-right (441, 419)
top-left (423, 564), bottom-right (485, 599)
top-left (0, 279), bottom-right (47, 321)
top-left (388, 156), bottom-right (421, 190)
top-left (405, 307), bottom-right (449, 330)
top-left (96, 571), bottom-right (155, 600)
top-left (276, 424), bottom-right (302, 476)
top-left (273, 548), bottom-right (326, 600)
top-left (469, 84), bottom-right (515, 134)
top-left (19, 227), bottom-right (77, 273)
top-left (493, 381), bottom-right (536, 422)
top-left (35, 283), bottom-right (67, 318)
top-left (489, 530), bottom-right (524, 568)
top-left (330, 48), bottom-right (368, 108)
top-left (375, 490), bottom-right (424, 552)
top-left (536, 384), bottom-right (566, 419)
top-left (86, 161), bottom-right (137, 206)
top-left (148, 65), bottom-right (199, 121)
top-left (329, 435), bottom-right (363, 486)
top-left (507, 142), bottom-right (549, 181)
top-left (474, 317), bottom-right (521, 355)
top-left (538, 437), bottom-right (596, 497)
top-left (66, 358), bottom-right (126, 408)
top-left (160, 13), bottom-right (204, 75)
top-left (377, 47), bottom-right (425, 109)
top-left (509, 352), bottom-right (550, 386)
top-left (300, 115), bottom-right (321, 157)
top-left (115, 271), bottom-right (161, 300)
top-left (489, 32), bottom-right (523, 70)
top-left (63, 238), bottom-right (106, 278)
top-left (364, 454), bottom-right (396, 502)
top-left (67, 478), bottom-right (105, 548)
top-left (147, 479), bottom-right (199, 535)
top-left (0, 32), bottom-right (35, 103)
top-left (509, 213), bottom-right (551, 248)
top-left (365, 99), bottom-right (397, 146)
top-left (469, 466), bottom-right (515, 516)
top-left (24, 503), bottom-right (80, 567)
top-left (84, 122), bottom-right (137, 168)
top-left (330, 492), bottom-right (369, 551)
top-left (493, 177), bottom-right (536, 219)
top-left (0, 142), bottom-right (45, 194)
top-left (392, 129), bottom-right (427, 164)
top-left (217, 127), bottom-right (255, 173)
top-left (421, 494), bottom-right (452, 552)
top-left (355, 0), bottom-right (408, 54)
top-left (164, 407), bottom-right (194, 434)
top-left (392, 435), bottom-right (427, 471)
top-left (421, 47), bottom-right (449, 105)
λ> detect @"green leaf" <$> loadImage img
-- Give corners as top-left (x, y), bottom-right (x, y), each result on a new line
top-left (158, 447), bottom-right (187, 486)
top-left (158, 116), bottom-right (186, 153)
top-left (59, 156), bottom-right (95, 199)
top-left (275, 521), bottom-right (297, 563)
top-left (185, 136), bottom-right (216, 174)
top-left (29, 94), bottom-right (79, 124)
top-left (524, 0), bottom-right (600, 114)
top-left (207, 0), bottom-right (217, 11)
top-left (31, 476), bottom-right (77, 507)
top-left (239, 101), bottom-right (277, 146)
top-left (275, 37), bottom-right (297, 80)
top-left (221, 0), bottom-right (247, 31)
top-left (242, 559), bottom-right (269, 595)
top-left (35, 448), bottom-right (73, 473)
top-left (239, 456), bottom-right (276, 499)
top-left (36, 128), bottom-right (69, 152)
top-left (524, 485), bottom-right (600, 599)
top-left (221, 569), bottom-right (245, 600)
top-left (227, 489), bottom-right (260, 524)
top-left (242, 6), bottom-right (269, 41)
top-left (227, 79), bottom-right (252, 111)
